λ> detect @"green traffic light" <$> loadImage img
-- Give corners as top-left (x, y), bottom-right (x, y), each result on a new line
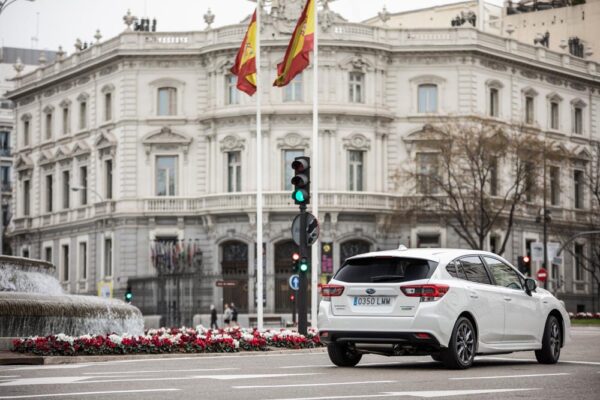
top-left (125, 293), bottom-right (132, 301)
top-left (294, 190), bottom-right (306, 202)
top-left (299, 259), bottom-right (309, 272)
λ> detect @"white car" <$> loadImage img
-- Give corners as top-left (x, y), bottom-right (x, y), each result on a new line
top-left (318, 247), bottom-right (571, 369)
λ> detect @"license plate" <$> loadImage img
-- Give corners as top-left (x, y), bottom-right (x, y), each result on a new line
top-left (353, 296), bottom-right (392, 306)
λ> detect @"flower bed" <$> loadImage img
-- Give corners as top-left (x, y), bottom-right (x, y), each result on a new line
top-left (12, 327), bottom-right (322, 357)
top-left (569, 312), bottom-right (600, 320)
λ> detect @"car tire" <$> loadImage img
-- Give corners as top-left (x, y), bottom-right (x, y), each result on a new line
top-left (430, 353), bottom-right (443, 362)
top-left (535, 315), bottom-right (561, 364)
top-left (441, 317), bottom-right (476, 369)
top-left (327, 343), bottom-right (362, 367)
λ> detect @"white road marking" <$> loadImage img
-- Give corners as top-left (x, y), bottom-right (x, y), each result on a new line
top-left (90, 351), bottom-right (325, 365)
top-left (0, 372), bottom-right (321, 387)
top-left (83, 367), bottom-right (239, 375)
top-left (0, 376), bottom-right (20, 379)
top-left (3, 365), bottom-right (92, 372)
top-left (267, 388), bottom-right (538, 400)
top-left (280, 364), bottom-right (334, 369)
top-left (234, 380), bottom-right (395, 389)
top-left (479, 356), bottom-right (600, 366)
top-left (0, 377), bottom-right (89, 387)
top-left (0, 388), bottom-right (180, 399)
top-left (450, 373), bottom-right (570, 380)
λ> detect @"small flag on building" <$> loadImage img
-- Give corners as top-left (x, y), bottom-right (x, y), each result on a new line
top-left (231, 10), bottom-right (258, 95)
top-left (273, 0), bottom-right (315, 87)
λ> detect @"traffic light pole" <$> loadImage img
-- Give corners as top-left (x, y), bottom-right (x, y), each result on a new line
top-left (298, 203), bottom-right (309, 336)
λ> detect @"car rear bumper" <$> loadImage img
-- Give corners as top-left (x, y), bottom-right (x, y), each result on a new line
top-left (319, 330), bottom-right (441, 349)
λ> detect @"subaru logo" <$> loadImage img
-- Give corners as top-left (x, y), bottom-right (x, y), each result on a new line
top-left (366, 288), bottom-right (376, 295)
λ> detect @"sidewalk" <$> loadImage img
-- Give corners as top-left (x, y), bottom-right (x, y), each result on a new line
top-left (0, 346), bottom-right (326, 366)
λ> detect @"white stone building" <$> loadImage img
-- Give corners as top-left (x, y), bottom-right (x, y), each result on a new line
top-left (6, 3), bottom-right (600, 324)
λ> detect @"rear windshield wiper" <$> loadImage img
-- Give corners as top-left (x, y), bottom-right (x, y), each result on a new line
top-left (371, 275), bottom-right (405, 282)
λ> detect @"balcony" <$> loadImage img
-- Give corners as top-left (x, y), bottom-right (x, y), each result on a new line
top-left (1, 182), bottom-right (11, 193)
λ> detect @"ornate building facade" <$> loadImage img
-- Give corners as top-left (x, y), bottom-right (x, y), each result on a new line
top-left (6, 3), bottom-right (600, 323)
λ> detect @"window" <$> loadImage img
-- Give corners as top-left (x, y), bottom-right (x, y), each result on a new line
top-left (156, 156), bottom-right (178, 196)
top-left (23, 179), bottom-right (30, 216)
top-left (157, 87), bottom-right (177, 116)
top-left (485, 257), bottom-right (522, 290)
top-left (573, 106), bottom-right (583, 134)
top-left (489, 235), bottom-right (499, 254)
top-left (284, 150), bottom-right (303, 190)
top-left (79, 242), bottom-right (87, 280)
top-left (334, 257), bottom-right (433, 283)
top-left (45, 174), bottom-right (53, 212)
top-left (22, 248), bottom-right (29, 258)
top-left (44, 246), bottom-right (52, 263)
top-left (62, 244), bottom-right (69, 282)
top-left (227, 151), bottom-right (241, 192)
top-left (105, 160), bottom-right (113, 200)
top-left (104, 237), bottom-right (113, 277)
top-left (417, 153), bottom-right (439, 194)
top-left (79, 166), bottom-right (88, 205)
top-left (0, 130), bottom-right (8, 155)
top-left (574, 169), bottom-right (584, 209)
top-left (348, 150), bottom-right (364, 191)
top-left (490, 157), bottom-right (498, 196)
top-left (574, 243), bottom-right (584, 281)
top-left (525, 96), bottom-right (535, 124)
top-left (23, 120), bottom-right (30, 146)
top-left (349, 71), bottom-right (364, 103)
top-left (226, 74), bottom-right (239, 105)
top-left (418, 84), bottom-right (438, 113)
top-left (283, 74), bottom-right (303, 102)
top-left (460, 256), bottom-right (492, 285)
top-left (1, 166), bottom-right (10, 189)
top-left (104, 92), bottom-right (112, 121)
top-left (550, 166), bottom-right (560, 206)
top-left (45, 111), bottom-right (53, 139)
top-left (62, 170), bottom-right (70, 209)
top-left (62, 106), bottom-right (70, 135)
top-left (417, 234), bottom-right (441, 248)
top-left (524, 162), bottom-right (535, 202)
top-left (446, 261), bottom-right (466, 279)
top-left (489, 88), bottom-right (499, 117)
top-left (550, 101), bottom-right (559, 130)
top-left (79, 101), bottom-right (87, 130)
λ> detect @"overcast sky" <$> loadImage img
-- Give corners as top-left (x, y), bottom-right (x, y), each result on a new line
top-left (0, 0), bottom-right (503, 53)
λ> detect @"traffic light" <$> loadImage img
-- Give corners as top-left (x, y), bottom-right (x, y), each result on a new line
top-left (291, 156), bottom-right (310, 205)
top-left (290, 294), bottom-right (295, 302)
top-left (518, 256), bottom-right (531, 275)
top-left (292, 252), bottom-right (300, 272)
top-left (125, 285), bottom-right (133, 303)
top-left (299, 257), bottom-right (309, 273)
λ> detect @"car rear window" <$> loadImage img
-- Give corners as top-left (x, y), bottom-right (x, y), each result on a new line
top-left (334, 257), bottom-right (437, 283)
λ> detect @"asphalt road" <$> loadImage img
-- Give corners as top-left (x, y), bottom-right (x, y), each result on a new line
top-left (0, 327), bottom-right (599, 400)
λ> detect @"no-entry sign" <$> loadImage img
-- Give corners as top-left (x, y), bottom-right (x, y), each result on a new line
top-left (537, 268), bottom-right (548, 282)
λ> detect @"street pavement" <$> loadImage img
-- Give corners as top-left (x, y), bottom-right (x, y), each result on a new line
top-left (0, 327), bottom-right (598, 400)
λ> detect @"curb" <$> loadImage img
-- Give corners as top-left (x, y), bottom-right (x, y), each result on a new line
top-left (0, 347), bottom-right (327, 366)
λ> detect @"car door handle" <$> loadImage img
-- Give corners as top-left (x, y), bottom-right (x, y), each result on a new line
top-left (469, 292), bottom-right (479, 299)
top-left (503, 296), bottom-right (512, 302)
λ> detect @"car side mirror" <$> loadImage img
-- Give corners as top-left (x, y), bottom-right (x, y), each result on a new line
top-left (524, 278), bottom-right (537, 295)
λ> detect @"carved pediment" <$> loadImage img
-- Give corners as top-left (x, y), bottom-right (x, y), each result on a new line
top-left (571, 98), bottom-right (586, 108)
top-left (95, 130), bottom-right (117, 149)
top-left (71, 140), bottom-right (91, 156)
top-left (59, 99), bottom-right (72, 108)
top-left (571, 146), bottom-right (592, 161)
top-left (38, 149), bottom-right (55, 166)
top-left (220, 134), bottom-right (245, 152)
top-left (142, 126), bottom-right (192, 146)
top-left (343, 133), bottom-right (371, 151)
top-left (21, 113), bottom-right (32, 122)
top-left (54, 145), bottom-right (72, 161)
top-left (15, 154), bottom-right (33, 171)
top-left (546, 92), bottom-right (563, 102)
top-left (77, 92), bottom-right (90, 102)
top-left (277, 133), bottom-right (309, 149)
top-left (43, 105), bottom-right (55, 114)
top-left (403, 124), bottom-right (448, 143)
top-left (101, 83), bottom-right (115, 93)
top-left (340, 55), bottom-right (373, 72)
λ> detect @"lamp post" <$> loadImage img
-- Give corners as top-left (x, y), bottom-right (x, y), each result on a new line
top-left (71, 185), bottom-right (104, 203)
top-left (0, 0), bottom-right (35, 15)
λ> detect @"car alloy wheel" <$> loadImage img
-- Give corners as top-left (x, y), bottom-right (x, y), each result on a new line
top-left (456, 321), bottom-right (475, 365)
top-left (550, 319), bottom-right (561, 360)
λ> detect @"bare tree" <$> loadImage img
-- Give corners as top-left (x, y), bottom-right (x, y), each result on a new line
top-left (399, 118), bottom-right (549, 255)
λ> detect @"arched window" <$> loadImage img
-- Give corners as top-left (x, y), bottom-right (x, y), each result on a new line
top-left (418, 84), bottom-right (438, 113)
top-left (340, 239), bottom-right (371, 264)
top-left (157, 87), bottom-right (177, 116)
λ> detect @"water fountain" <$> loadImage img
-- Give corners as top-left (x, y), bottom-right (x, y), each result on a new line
top-left (0, 256), bottom-right (143, 338)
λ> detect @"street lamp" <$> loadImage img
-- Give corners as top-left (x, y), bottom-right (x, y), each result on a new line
top-left (0, 0), bottom-right (35, 15)
top-left (71, 186), bottom-right (104, 203)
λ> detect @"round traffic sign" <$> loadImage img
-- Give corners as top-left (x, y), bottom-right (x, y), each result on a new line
top-left (291, 213), bottom-right (320, 246)
top-left (537, 268), bottom-right (548, 282)
top-left (289, 274), bottom-right (300, 291)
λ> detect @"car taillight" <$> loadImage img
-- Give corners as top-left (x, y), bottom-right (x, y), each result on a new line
top-left (401, 284), bottom-right (449, 302)
top-left (320, 284), bottom-right (344, 297)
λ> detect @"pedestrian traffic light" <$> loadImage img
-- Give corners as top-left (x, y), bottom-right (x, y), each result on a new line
top-left (290, 294), bottom-right (295, 302)
top-left (292, 252), bottom-right (300, 272)
top-left (291, 156), bottom-right (310, 205)
top-left (125, 285), bottom-right (133, 303)
top-left (299, 257), bottom-right (309, 273)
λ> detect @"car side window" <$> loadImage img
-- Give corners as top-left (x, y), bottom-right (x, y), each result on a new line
top-left (447, 260), bottom-right (467, 280)
top-left (484, 256), bottom-right (523, 290)
top-left (460, 256), bottom-right (492, 285)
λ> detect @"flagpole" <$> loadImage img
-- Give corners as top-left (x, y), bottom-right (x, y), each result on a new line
top-left (310, 0), bottom-right (319, 329)
top-left (256, 0), bottom-right (264, 330)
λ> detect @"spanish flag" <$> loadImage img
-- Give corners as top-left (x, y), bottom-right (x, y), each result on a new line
top-left (273, 0), bottom-right (315, 87)
top-left (231, 10), bottom-right (258, 96)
